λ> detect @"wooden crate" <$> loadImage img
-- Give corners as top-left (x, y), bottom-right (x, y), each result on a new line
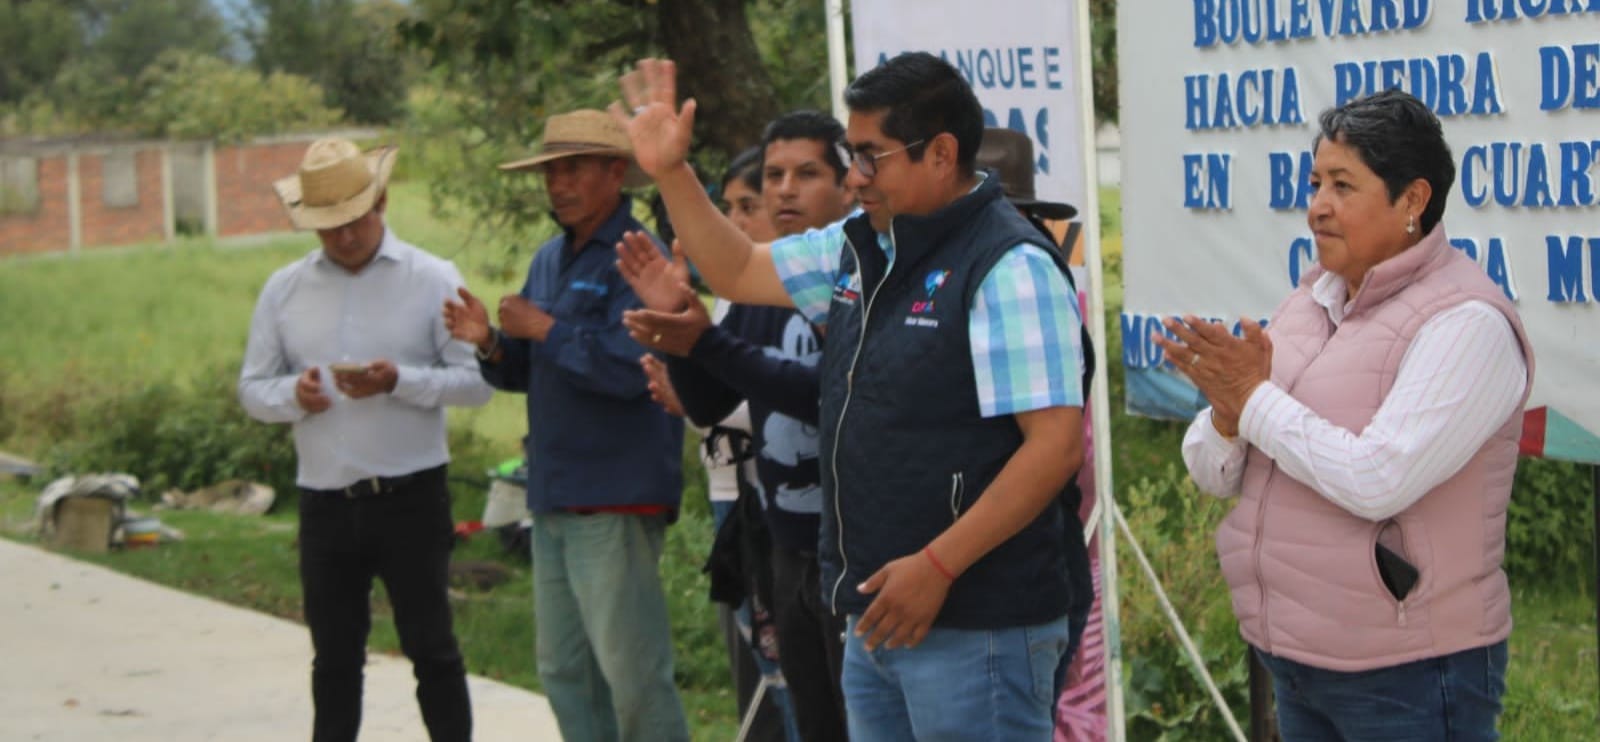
top-left (50, 497), bottom-right (116, 553)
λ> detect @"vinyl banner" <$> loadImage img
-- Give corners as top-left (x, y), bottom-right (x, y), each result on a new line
top-left (1117, 1), bottom-right (1600, 463)
top-left (851, 0), bottom-right (1091, 214)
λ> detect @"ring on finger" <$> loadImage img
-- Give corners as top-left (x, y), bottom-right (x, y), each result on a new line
top-left (652, 333), bottom-right (662, 343)
top-left (1191, 353), bottom-right (1203, 367)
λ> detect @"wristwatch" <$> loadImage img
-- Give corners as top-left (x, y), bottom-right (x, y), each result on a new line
top-left (474, 327), bottom-right (501, 361)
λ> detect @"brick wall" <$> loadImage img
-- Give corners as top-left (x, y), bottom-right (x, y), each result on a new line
top-left (216, 141), bottom-right (304, 237)
top-left (0, 155), bottom-right (72, 256)
top-left (79, 150), bottom-right (166, 249)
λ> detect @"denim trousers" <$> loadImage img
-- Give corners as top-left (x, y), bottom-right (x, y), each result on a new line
top-left (1255, 640), bottom-right (1508, 742)
top-left (530, 511), bottom-right (689, 742)
top-left (297, 465), bottom-right (471, 742)
top-left (842, 613), bottom-right (1070, 741)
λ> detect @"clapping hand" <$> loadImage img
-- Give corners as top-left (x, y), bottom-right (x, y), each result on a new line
top-left (640, 354), bottom-right (686, 417)
top-left (617, 235), bottom-right (691, 312)
top-left (443, 287), bottom-right (492, 348)
top-left (1152, 315), bottom-right (1273, 436)
top-left (622, 282), bottom-right (712, 356)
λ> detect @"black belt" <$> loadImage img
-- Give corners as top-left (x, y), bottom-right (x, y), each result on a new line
top-left (305, 465), bottom-right (444, 499)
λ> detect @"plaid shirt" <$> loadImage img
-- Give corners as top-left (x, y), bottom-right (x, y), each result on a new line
top-left (773, 214), bottom-right (1083, 417)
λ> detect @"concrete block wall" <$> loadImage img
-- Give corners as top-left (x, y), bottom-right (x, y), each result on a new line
top-left (0, 155), bottom-right (72, 255)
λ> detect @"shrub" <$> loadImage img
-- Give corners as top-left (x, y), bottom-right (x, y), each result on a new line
top-left (1116, 462), bottom-right (1251, 740)
top-left (1506, 457), bottom-right (1596, 593)
top-left (130, 50), bottom-right (343, 142)
top-left (49, 369), bottom-right (297, 501)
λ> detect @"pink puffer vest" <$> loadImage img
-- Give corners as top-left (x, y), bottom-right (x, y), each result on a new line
top-left (1215, 227), bottom-right (1534, 672)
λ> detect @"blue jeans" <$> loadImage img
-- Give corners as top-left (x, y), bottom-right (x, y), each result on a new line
top-left (531, 511), bottom-right (689, 742)
top-left (842, 614), bottom-right (1070, 741)
top-left (1255, 641), bottom-right (1508, 742)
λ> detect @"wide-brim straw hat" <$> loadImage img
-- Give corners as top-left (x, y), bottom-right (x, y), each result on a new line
top-left (976, 128), bottom-right (1078, 221)
top-left (499, 109), bottom-right (650, 188)
top-left (272, 138), bottom-right (398, 231)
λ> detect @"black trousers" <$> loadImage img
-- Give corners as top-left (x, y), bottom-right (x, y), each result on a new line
top-left (298, 465), bottom-right (471, 742)
top-left (770, 546), bottom-right (849, 742)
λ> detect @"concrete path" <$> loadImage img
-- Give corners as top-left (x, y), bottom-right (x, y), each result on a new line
top-left (0, 537), bottom-right (561, 741)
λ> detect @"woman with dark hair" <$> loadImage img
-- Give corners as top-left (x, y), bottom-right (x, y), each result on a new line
top-left (720, 147), bottom-right (777, 242)
top-left (1156, 89), bottom-right (1534, 740)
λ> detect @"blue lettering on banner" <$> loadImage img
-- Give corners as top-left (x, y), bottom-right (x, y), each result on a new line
top-left (1121, 313), bottom-right (1271, 369)
top-left (1044, 47), bottom-right (1064, 90)
top-left (1546, 235), bottom-right (1599, 302)
top-left (1183, 153), bottom-right (1233, 209)
top-left (1461, 140), bottom-right (1600, 209)
top-left (1484, 238), bottom-right (1520, 301)
top-left (1467, 0), bottom-right (1600, 23)
top-left (1333, 52), bottom-right (1503, 117)
top-left (980, 112), bottom-right (1051, 175)
top-left (1540, 44), bottom-right (1600, 111)
top-left (1269, 150), bottom-right (1314, 209)
top-left (1451, 236), bottom-right (1520, 301)
top-left (1185, 67), bottom-right (1305, 130)
top-left (1018, 47), bottom-right (1037, 89)
top-left (1289, 236), bottom-right (1316, 286)
top-left (1193, 0), bottom-right (1432, 47)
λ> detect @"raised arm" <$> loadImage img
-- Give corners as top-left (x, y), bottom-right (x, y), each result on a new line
top-left (610, 59), bottom-right (791, 307)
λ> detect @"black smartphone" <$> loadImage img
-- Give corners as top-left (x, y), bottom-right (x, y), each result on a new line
top-left (1375, 542), bottom-right (1419, 601)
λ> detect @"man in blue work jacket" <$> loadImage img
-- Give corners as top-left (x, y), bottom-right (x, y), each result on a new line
top-left (443, 109), bottom-right (688, 742)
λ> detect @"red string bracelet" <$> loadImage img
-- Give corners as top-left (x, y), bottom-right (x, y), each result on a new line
top-left (922, 546), bottom-right (956, 582)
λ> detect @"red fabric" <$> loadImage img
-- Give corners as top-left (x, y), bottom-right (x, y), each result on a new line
top-left (1519, 407), bottom-right (1547, 458)
top-left (566, 505), bottom-right (671, 517)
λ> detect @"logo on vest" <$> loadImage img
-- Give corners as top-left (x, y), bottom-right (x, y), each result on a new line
top-left (906, 269), bottom-right (950, 328)
top-left (831, 270), bottom-right (861, 306)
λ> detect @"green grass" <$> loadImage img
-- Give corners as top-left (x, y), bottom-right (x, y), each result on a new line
top-left (1, 181), bottom-right (1594, 739)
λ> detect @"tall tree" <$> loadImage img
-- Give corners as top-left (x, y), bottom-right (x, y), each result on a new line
top-left (239, 0), bottom-right (414, 124)
top-left (399, 0), bottom-right (807, 251)
top-left (80, 0), bottom-right (232, 77)
top-left (0, 1), bottom-right (82, 104)
top-left (656, 0), bottom-right (780, 155)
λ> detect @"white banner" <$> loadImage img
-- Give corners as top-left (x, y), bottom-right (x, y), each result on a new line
top-left (1118, 2), bottom-right (1600, 463)
top-left (850, 0), bottom-right (1091, 214)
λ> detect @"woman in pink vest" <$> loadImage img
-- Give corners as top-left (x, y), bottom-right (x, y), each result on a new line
top-left (1154, 90), bottom-right (1534, 741)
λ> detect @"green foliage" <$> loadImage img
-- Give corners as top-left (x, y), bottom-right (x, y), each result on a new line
top-left (0, 0), bottom-right (350, 139)
top-left (396, 0), bottom-right (811, 256)
top-left (78, 0), bottom-right (233, 80)
top-left (0, 0), bottom-right (81, 104)
top-left (241, 0), bottom-right (417, 124)
top-left (1506, 457), bottom-right (1596, 592)
top-left (749, 0), bottom-right (831, 112)
top-left (1117, 463), bottom-right (1250, 740)
top-left (129, 50), bottom-right (344, 141)
top-left (46, 370), bottom-right (298, 498)
top-left (1089, 0), bottom-right (1119, 123)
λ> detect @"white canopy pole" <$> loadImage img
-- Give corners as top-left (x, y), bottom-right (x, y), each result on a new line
top-left (826, 0), bottom-right (849, 121)
top-left (1071, 0), bottom-right (1125, 739)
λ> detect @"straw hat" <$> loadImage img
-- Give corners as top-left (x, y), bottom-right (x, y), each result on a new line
top-left (499, 109), bottom-right (649, 187)
top-left (272, 138), bottom-right (398, 231)
top-left (976, 128), bottom-right (1077, 221)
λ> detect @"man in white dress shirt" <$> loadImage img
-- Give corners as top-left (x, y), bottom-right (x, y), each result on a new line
top-left (239, 138), bottom-right (492, 742)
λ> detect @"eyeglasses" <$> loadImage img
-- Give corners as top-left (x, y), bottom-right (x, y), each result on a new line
top-left (848, 139), bottom-right (925, 178)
